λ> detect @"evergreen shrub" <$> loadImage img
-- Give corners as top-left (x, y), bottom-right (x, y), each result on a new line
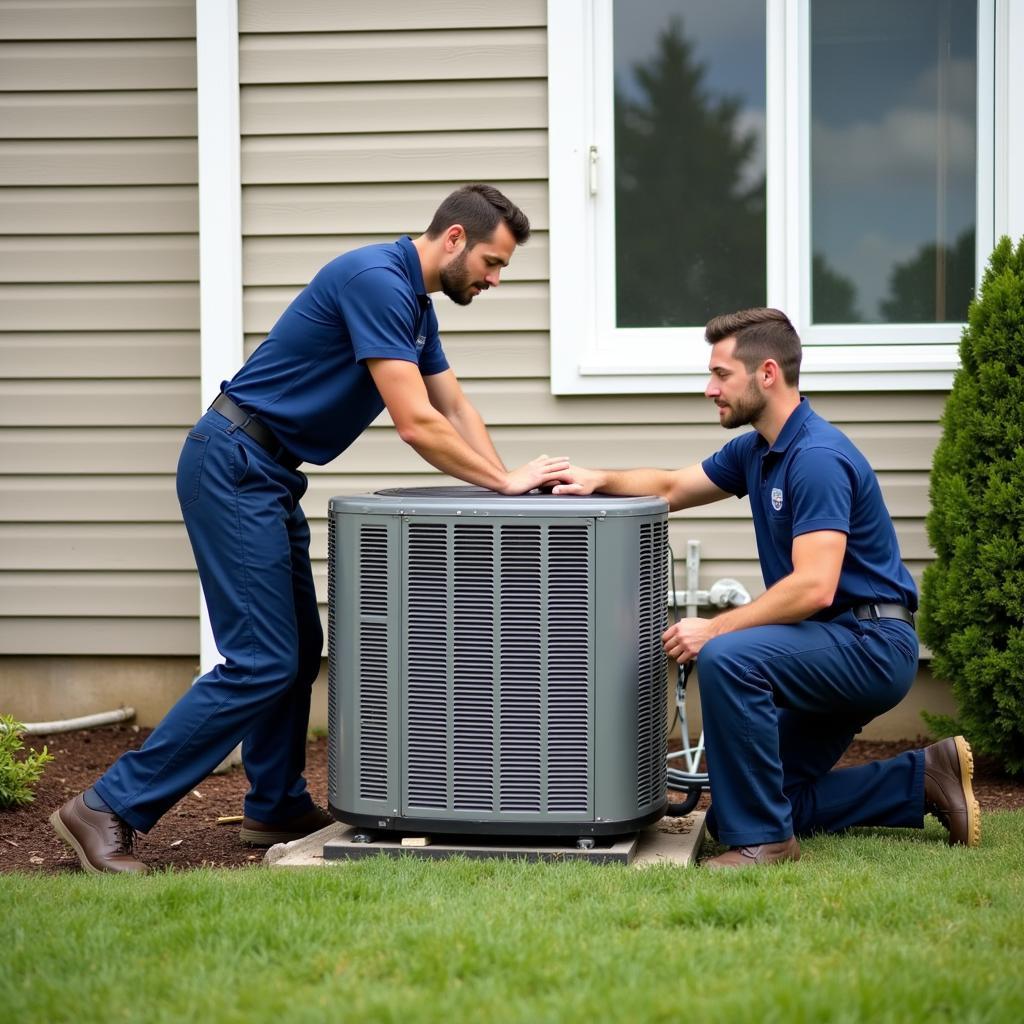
top-left (0, 714), bottom-right (54, 807)
top-left (920, 235), bottom-right (1024, 773)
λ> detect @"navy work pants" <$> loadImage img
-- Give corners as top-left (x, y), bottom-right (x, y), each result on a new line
top-left (95, 410), bottom-right (323, 832)
top-left (698, 612), bottom-right (924, 847)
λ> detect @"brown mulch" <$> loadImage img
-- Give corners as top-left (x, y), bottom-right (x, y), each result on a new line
top-left (1, 724), bottom-right (1021, 875)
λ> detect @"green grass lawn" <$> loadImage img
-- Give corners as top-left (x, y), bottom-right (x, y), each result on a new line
top-left (3, 814), bottom-right (1023, 1024)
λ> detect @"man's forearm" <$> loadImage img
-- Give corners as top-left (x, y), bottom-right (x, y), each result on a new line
top-left (446, 401), bottom-right (506, 472)
top-left (711, 571), bottom-right (833, 636)
top-left (585, 468), bottom-right (677, 502)
top-left (401, 410), bottom-right (510, 489)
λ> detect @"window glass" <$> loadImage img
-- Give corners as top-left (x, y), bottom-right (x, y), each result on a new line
top-left (613, 0), bottom-right (767, 327)
top-left (811, 0), bottom-right (977, 324)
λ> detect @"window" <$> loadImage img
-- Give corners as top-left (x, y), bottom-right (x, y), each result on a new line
top-left (548, 0), bottom-right (1007, 394)
top-left (811, 1), bottom-right (978, 328)
top-left (613, 1), bottom-right (766, 328)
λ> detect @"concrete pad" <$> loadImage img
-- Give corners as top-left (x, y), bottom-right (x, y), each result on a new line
top-left (632, 811), bottom-right (706, 868)
top-left (265, 812), bottom-right (706, 870)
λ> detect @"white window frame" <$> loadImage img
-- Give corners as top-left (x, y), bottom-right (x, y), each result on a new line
top-left (548, 0), bottom-right (1020, 394)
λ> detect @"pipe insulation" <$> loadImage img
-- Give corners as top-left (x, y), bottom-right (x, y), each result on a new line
top-left (6, 707), bottom-right (136, 736)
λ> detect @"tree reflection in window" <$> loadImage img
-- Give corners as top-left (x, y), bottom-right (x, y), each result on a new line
top-left (614, 15), bottom-right (766, 328)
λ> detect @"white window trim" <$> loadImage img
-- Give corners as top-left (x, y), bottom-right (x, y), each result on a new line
top-left (548, 0), bottom-right (1018, 395)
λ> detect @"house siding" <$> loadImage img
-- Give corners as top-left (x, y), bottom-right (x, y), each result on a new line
top-left (0, 0), bottom-right (200, 655)
top-left (1, 0), bottom-right (941, 671)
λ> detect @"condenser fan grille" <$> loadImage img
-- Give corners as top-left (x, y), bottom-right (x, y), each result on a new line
top-left (356, 524), bottom-right (390, 802)
top-left (636, 520), bottom-right (669, 807)
top-left (327, 514), bottom-right (338, 798)
top-left (398, 520), bottom-right (593, 816)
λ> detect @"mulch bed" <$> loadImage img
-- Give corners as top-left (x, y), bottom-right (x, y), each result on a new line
top-left (2, 724), bottom-right (1021, 875)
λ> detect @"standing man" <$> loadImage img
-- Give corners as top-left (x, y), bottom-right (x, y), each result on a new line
top-left (51, 184), bottom-right (569, 874)
top-left (553, 307), bottom-right (980, 868)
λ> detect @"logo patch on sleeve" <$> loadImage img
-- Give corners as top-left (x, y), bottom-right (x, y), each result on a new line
top-left (771, 487), bottom-right (784, 511)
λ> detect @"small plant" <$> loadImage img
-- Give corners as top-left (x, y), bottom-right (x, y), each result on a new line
top-left (0, 714), bottom-right (54, 808)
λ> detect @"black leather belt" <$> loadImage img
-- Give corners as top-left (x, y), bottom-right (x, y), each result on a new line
top-left (209, 393), bottom-right (301, 470)
top-left (852, 603), bottom-right (915, 627)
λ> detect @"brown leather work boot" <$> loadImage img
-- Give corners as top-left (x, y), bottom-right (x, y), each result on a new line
top-left (924, 735), bottom-right (981, 847)
top-left (704, 835), bottom-right (801, 870)
top-left (49, 793), bottom-right (149, 875)
top-left (239, 804), bottom-right (335, 847)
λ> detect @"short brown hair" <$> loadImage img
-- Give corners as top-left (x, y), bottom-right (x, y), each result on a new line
top-left (425, 183), bottom-right (530, 247)
top-left (705, 308), bottom-right (802, 386)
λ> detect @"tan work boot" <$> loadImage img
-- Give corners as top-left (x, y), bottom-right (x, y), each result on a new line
top-left (924, 735), bottom-right (981, 847)
top-left (50, 793), bottom-right (149, 875)
top-left (704, 835), bottom-right (801, 870)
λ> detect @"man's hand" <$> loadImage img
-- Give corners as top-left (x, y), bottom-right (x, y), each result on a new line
top-left (501, 454), bottom-right (571, 495)
top-left (550, 465), bottom-right (605, 496)
top-left (662, 617), bottom-right (720, 664)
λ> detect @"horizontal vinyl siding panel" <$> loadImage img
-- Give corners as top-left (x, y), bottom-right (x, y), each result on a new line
top-left (0, 139), bottom-right (198, 186)
top-left (0, 381), bottom-right (197, 426)
top-left (0, 524), bottom-right (192, 570)
top-left (297, 424), bottom-right (939, 476)
top-left (0, 237), bottom-right (198, 283)
top-left (241, 130), bottom-right (545, 185)
top-left (239, 0), bottom-right (546, 33)
top-left (242, 80), bottom-right (546, 135)
top-left (0, 476), bottom-right (180, 522)
top-left (1, 333), bottom-right (198, 378)
top-left (242, 181), bottom-right (547, 235)
top-left (0, 473), bottom-right (438, 523)
top-left (0, 40), bottom-right (196, 91)
top-left (0, 1), bottom-right (196, 40)
top-left (0, 618), bottom-right (196, 656)
top-left (0, 572), bottom-right (196, 616)
top-left (239, 29), bottom-right (546, 84)
top-left (0, 428), bottom-right (182, 474)
top-left (244, 281), bottom-right (548, 334)
top-left (0, 186), bottom-right (198, 234)
top-left (425, 332), bottom-right (549, 378)
top-left (1, 91), bottom-right (198, 139)
top-left (806, 393), bottom-right (946, 423)
top-left (244, 233), bottom-right (547, 285)
top-left (2, 284), bottom-right (200, 331)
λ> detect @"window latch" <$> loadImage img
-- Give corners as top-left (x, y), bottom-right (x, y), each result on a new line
top-left (588, 145), bottom-right (599, 196)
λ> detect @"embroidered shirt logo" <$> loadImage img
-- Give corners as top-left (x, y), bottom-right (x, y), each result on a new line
top-left (771, 487), bottom-right (784, 511)
top-left (415, 333), bottom-right (426, 352)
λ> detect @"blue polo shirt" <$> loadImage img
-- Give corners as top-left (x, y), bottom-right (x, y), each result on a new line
top-left (701, 398), bottom-right (917, 617)
top-left (223, 236), bottom-right (449, 465)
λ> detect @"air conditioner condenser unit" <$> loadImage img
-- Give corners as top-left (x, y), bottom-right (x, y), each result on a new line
top-left (327, 487), bottom-right (669, 838)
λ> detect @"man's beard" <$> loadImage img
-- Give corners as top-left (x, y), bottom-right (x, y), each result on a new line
top-left (439, 249), bottom-right (485, 306)
top-left (718, 377), bottom-right (767, 429)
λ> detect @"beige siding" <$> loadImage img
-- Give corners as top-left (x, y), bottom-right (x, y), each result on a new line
top-left (0, 0), bottom-right (199, 656)
top-left (232, 0), bottom-right (941, 640)
top-left (0, 0), bottom-right (943, 664)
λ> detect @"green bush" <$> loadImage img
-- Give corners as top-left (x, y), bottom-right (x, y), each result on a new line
top-left (920, 235), bottom-right (1024, 773)
top-left (0, 715), bottom-right (54, 808)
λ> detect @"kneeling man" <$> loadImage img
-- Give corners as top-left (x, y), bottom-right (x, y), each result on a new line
top-left (554, 308), bottom-right (979, 868)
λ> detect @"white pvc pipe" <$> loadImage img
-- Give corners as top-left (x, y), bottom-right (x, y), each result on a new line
top-left (13, 707), bottom-right (136, 736)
